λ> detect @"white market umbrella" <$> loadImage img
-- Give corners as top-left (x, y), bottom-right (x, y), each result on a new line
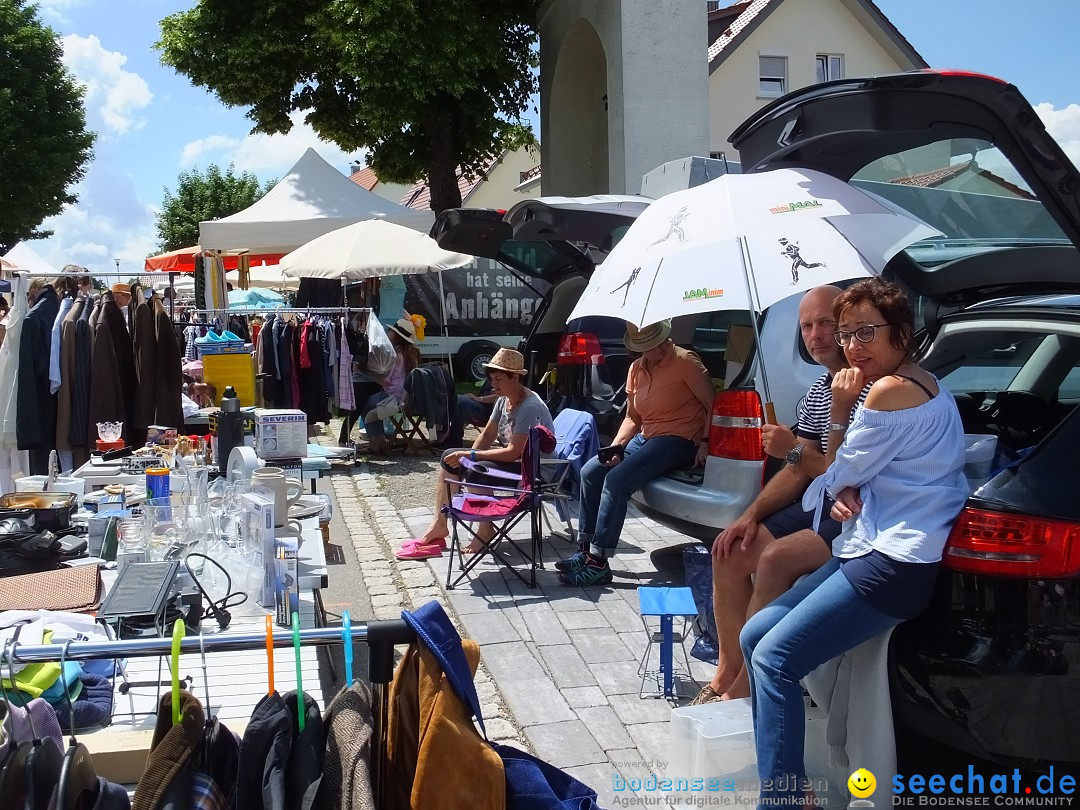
top-left (280, 218), bottom-right (472, 376)
top-left (569, 167), bottom-right (940, 328)
top-left (279, 219), bottom-right (470, 280)
top-left (568, 167), bottom-right (940, 417)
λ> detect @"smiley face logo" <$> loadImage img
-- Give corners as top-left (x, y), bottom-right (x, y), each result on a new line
top-left (848, 768), bottom-right (876, 798)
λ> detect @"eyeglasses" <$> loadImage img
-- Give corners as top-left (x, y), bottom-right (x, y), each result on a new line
top-left (833, 323), bottom-right (891, 346)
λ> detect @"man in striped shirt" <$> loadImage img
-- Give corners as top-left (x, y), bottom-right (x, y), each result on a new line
top-left (693, 285), bottom-right (868, 704)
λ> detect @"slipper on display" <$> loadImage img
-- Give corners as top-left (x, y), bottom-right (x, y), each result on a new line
top-left (396, 542), bottom-right (444, 560)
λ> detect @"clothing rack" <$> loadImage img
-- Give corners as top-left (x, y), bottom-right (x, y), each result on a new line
top-left (6, 619), bottom-right (416, 805)
top-left (10, 269), bottom-right (184, 319)
top-left (190, 306), bottom-right (363, 316)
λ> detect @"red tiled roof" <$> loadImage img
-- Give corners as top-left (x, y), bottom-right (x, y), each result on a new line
top-left (349, 166), bottom-right (380, 191)
top-left (398, 153), bottom-right (504, 211)
top-left (707, 0), bottom-right (775, 64)
top-left (889, 161), bottom-right (1035, 199)
top-left (519, 164), bottom-right (542, 183)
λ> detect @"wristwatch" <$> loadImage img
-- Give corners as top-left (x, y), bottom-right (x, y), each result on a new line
top-left (785, 443), bottom-right (805, 466)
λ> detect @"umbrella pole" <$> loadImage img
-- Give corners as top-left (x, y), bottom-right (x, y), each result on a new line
top-left (737, 237), bottom-right (777, 425)
top-left (438, 270), bottom-right (453, 379)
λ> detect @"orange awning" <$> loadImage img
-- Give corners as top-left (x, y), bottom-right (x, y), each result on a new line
top-left (144, 245), bottom-right (284, 272)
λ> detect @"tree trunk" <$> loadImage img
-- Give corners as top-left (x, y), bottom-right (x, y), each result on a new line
top-left (424, 104), bottom-right (463, 213)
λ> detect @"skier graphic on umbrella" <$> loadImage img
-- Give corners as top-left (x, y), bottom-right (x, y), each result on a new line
top-left (779, 237), bottom-right (825, 284)
top-left (610, 266), bottom-right (641, 307)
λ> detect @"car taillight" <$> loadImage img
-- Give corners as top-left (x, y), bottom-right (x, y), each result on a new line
top-left (943, 507), bottom-right (1080, 578)
top-left (708, 390), bottom-right (765, 461)
top-left (557, 332), bottom-right (605, 365)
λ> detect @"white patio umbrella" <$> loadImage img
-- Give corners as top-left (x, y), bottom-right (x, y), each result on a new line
top-left (569, 168), bottom-right (939, 328)
top-left (280, 218), bottom-right (472, 375)
top-left (279, 219), bottom-right (470, 280)
top-left (567, 167), bottom-right (940, 417)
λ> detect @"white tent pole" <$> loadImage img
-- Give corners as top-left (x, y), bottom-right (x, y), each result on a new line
top-left (437, 270), bottom-right (453, 379)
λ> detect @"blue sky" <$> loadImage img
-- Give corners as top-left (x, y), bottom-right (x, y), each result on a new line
top-left (24, 0), bottom-right (1080, 272)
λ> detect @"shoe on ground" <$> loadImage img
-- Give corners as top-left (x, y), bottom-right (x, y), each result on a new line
top-left (401, 536), bottom-right (447, 551)
top-left (558, 558), bottom-right (612, 586)
top-left (395, 542), bottom-right (444, 560)
top-left (688, 685), bottom-right (724, 706)
top-left (554, 550), bottom-right (588, 573)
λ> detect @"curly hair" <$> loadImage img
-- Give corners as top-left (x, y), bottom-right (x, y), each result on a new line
top-left (833, 278), bottom-right (913, 355)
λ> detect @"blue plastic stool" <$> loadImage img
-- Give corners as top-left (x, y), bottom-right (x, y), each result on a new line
top-left (637, 586), bottom-right (699, 698)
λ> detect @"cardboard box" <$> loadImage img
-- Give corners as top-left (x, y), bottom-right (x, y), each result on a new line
top-left (274, 540), bottom-right (299, 628)
top-left (241, 488), bottom-right (276, 606)
top-left (254, 409), bottom-right (308, 459)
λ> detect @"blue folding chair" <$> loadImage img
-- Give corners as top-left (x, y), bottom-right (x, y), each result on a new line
top-left (539, 409), bottom-right (599, 543)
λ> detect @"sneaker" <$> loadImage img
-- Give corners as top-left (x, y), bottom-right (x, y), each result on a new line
top-left (554, 551), bottom-right (588, 573)
top-left (558, 558), bottom-right (612, 586)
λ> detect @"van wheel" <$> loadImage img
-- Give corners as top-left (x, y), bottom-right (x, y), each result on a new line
top-left (457, 342), bottom-right (500, 383)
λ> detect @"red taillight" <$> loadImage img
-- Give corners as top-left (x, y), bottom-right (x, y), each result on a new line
top-left (943, 508), bottom-right (1080, 578)
top-left (708, 390), bottom-right (765, 461)
top-left (557, 332), bottom-right (605, 365)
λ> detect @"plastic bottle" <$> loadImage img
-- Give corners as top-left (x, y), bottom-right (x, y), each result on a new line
top-left (216, 386), bottom-right (244, 473)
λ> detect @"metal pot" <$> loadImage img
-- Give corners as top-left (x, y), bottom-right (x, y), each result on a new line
top-left (0, 492), bottom-right (77, 531)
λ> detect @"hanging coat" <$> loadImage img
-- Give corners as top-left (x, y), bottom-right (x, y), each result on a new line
top-left (88, 294), bottom-right (131, 446)
top-left (313, 681), bottom-right (375, 810)
top-left (55, 297), bottom-right (85, 453)
top-left (152, 296), bottom-right (184, 429)
top-left (17, 285), bottom-right (61, 464)
top-left (132, 292), bottom-right (157, 440)
top-left (132, 689), bottom-right (205, 810)
top-left (70, 298), bottom-right (94, 451)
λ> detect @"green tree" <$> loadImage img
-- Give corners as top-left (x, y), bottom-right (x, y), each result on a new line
top-left (157, 0), bottom-right (538, 213)
top-left (155, 164), bottom-right (274, 252)
top-left (0, 0), bottom-right (94, 252)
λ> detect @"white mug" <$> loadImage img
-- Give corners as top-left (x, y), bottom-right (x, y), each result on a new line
top-left (274, 518), bottom-right (306, 546)
top-left (250, 467), bottom-right (304, 527)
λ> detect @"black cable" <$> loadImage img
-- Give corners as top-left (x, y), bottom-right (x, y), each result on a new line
top-left (183, 552), bottom-right (248, 630)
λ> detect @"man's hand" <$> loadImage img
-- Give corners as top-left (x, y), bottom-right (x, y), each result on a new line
top-left (831, 367), bottom-right (865, 416)
top-left (693, 443), bottom-right (708, 468)
top-left (712, 512), bottom-right (759, 559)
top-left (830, 487), bottom-right (862, 522)
top-left (761, 424), bottom-right (798, 460)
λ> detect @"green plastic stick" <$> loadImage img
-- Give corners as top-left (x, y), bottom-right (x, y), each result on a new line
top-left (291, 611), bottom-right (304, 732)
top-left (171, 619), bottom-right (185, 726)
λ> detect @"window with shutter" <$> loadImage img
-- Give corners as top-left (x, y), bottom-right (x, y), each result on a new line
top-left (759, 55), bottom-right (787, 97)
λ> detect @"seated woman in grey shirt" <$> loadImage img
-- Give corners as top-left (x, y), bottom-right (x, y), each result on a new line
top-left (397, 348), bottom-right (554, 559)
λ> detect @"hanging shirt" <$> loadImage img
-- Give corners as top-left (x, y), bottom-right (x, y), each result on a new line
top-left (49, 295), bottom-right (74, 394)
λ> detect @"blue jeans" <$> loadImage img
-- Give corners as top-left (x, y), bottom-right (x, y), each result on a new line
top-left (362, 391), bottom-right (393, 438)
top-left (578, 433), bottom-right (695, 554)
top-left (740, 558), bottom-right (900, 807)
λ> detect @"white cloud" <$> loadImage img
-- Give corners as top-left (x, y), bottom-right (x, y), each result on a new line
top-left (180, 112), bottom-right (364, 177)
top-left (33, 0), bottom-right (83, 27)
top-left (60, 34), bottom-right (153, 136)
top-left (1036, 102), bottom-right (1080, 168)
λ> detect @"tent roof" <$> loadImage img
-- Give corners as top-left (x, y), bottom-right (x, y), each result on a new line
top-left (144, 245), bottom-right (284, 272)
top-left (198, 148), bottom-right (433, 253)
top-left (2, 242), bottom-right (60, 275)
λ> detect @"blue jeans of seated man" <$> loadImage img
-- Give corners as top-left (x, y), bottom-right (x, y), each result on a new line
top-left (578, 433), bottom-right (696, 554)
top-left (361, 391), bottom-right (394, 438)
top-left (740, 558), bottom-right (901, 808)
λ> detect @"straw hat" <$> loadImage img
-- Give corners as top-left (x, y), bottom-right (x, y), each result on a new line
top-left (483, 347), bottom-right (527, 375)
top-left (110, 282), bottom-right (131, 297)
top-left (624, 320), bottom-right (672, 353)
top-left (388, 317), bottom-right (419, 345)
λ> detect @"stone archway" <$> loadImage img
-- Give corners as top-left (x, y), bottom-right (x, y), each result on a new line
top-left (546, 18), bottom-right (609, 197)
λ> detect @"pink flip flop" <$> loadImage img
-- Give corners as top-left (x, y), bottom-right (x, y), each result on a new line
top-left (401, 536), bottom-right (447, 551)
top-left (395, 542), bottom-right (445, 560)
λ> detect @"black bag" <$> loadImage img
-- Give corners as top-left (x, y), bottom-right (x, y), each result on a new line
top-left (463, 461), bottom-right (520, 491)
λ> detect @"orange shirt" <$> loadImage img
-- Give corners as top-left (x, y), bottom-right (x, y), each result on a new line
top-left (626, 346), bottom-right (710, 441)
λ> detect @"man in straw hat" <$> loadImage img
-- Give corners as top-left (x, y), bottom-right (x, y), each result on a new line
top-left (556, 319), bottom-right (716, 586)
top-left (397, 347), bottom-right (554, 560)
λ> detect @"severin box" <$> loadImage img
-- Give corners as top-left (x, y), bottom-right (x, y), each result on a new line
top-left (254, 409), bottom-right (307, 459)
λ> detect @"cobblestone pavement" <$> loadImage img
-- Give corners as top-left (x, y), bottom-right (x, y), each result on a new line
top-left (318, 431), bottom-right (718, 809)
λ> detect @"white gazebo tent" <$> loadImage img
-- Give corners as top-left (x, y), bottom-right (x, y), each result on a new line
top-left (198, 148), bottom-right (433, 254)
top-left (1, 242), bottom-right (60, 276)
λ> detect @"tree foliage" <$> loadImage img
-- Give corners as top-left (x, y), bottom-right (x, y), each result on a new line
top-left (155, 164), bottom-right (273, 252)
top-left (158, 0), bottom-right (539, 213)
top-left (0, 0), bottom-right (94, 252)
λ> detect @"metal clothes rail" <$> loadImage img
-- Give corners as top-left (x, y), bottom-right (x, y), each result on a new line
top-left (4, 619), bottom-right (416, 805)
top-left (190, 306), bottom-right (364, 316)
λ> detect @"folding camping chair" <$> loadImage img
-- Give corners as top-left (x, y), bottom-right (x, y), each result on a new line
top-left (442, 425), bottom-right (553, 589)
top-left (539, 409), bottom-right (600, 543)
top-left (386, 365), bottom-right (454, 456)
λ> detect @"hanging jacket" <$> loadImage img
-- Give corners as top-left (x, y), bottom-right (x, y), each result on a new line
top-left (70, 298), bottom-right (94, 452)
top-left (17, 284), bottom-right (61, 452)
top-left (385, 624), bottom-right (505, 810)
top-left (285, 691), bottom-right (325, 810)
top-left (312, 681), bottom-right (375, 810)
top-left (55, 297), bottom-right (85, 453)
top-left (132, 689), bottom-right (204, 810)
top-left (234, 691), bottom-right (292, 810)
top-left (152, 296), bottom-right (184, 429)
top-left (88, 295), bottom-right (128, 446)
top-left (132, 293), bottom-right (157, 441)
